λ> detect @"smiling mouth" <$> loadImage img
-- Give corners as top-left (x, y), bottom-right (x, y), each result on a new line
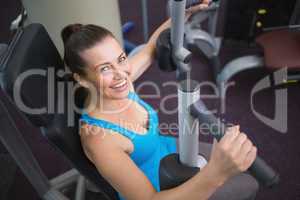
top-left (111, 79), bottom-right (127, 89)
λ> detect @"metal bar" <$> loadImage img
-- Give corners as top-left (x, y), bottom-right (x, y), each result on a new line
top-left (171, 0), bottom-right (186, 51)
top-left (170, 0), bottom-right (207, 168)
top-left (75, 176), bottom-right (86, 200)
top-left (216, 55), bottom-right (264, 87)
top-left (50, 169), bottom-right (80, 190)
top-left (0, 29), bottom-right (23, 72)
top-left (288, 74), bottom-right (300, 81)
top-left (43, 189), bottom-right (70, 200)
top-left (0, 90), bottom-right (51, 198)
top-left (171, 0), bottom-right (192, 78)
top-left (0, 89), bottom-right (69, 200)
top-left (207, 2), bottom-right (219, 36)
top-left (263, 24), bottom-right (300, 32)
top-left (141, 0), bottom-right (149, 42)
top-left (178, 80), bottom-right (207, 168)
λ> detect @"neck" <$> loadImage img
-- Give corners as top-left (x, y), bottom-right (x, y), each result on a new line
top-left (86, 93), bottom-right (132, 115)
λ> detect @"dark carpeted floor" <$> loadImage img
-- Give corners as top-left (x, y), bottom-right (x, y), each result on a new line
top-left (1, 0), bottom-right (300, 199)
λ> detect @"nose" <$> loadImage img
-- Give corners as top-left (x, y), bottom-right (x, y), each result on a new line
top-left (113, 68), bottom-right (124, 80)
top-left (111, 62), bottom-right (129, 80)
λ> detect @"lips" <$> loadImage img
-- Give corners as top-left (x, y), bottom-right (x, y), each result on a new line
top-left (111, 79), bottom-right (127, 89)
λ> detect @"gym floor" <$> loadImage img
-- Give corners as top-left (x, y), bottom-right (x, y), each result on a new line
top-left (1, 0), bottom-right (300, 199)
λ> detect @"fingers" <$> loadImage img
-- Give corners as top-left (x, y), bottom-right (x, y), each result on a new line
top-left (230, 130), bottom-right (257, 171)
top-left (200, 0), bottom-right (211, 7)
top-left (188, 4), bottom-right (208, 13)
top-left (239, 138), bottom-right (254, 158)
top-left (219, 125), bottom-right (240, 146)
top-left (203, 0), bottom-right (211, 3)
top-left (230, 132), bottom-right (248, 155)
top-left (243, 146), bottom-right (257, 170)
top-left (186, 0), bottom-right (210, 14)
top-left (211, 138), bottom-right (218, 152)
top-left (234, 133), bottom-right (248, 147)
top-left (211, 123), bottom-right (257, 173)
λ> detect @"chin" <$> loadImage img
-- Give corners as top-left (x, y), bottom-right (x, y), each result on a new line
top-left (108, 88), bottom-right (130, 100)
top-left (114, 91), bottom-right (129, 99)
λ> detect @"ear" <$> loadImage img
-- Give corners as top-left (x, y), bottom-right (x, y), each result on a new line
top-left (73, 73), bottom-right (89, 88)
top-left (73, 73), bottom-right (80, 82)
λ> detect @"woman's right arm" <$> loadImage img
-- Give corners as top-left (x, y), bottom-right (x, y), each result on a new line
top-left (80, 125), bottom-right (257, 200)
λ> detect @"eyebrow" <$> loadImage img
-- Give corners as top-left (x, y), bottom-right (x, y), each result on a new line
top-left (93, 52), bottom-right (126, 69)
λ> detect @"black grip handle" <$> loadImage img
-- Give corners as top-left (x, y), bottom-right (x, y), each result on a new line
top-left (248, 157), bottom-right (280, 187)
top-left (189, 101), bottom-right (280, 187)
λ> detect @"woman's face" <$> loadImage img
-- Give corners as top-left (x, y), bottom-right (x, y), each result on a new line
top-left (79, 36), bottom-right (132, 100)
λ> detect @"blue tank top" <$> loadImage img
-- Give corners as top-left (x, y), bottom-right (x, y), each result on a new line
top-left (80, 91), bottom-right (177, 200)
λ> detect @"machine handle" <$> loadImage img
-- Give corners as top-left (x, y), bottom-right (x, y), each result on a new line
top-left (248, 157), bottom-right (280, 187)
top-left (190, 101), bottom-right (280, 187)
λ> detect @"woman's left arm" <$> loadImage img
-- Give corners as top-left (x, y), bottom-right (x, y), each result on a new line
top-left (128, 0), bottom-right (211, 82)
top-left (128, 18), bottom-right (171, 82)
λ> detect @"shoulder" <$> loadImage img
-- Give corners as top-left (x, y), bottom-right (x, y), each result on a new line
top-left (79, 122), bottom-right (133, 162)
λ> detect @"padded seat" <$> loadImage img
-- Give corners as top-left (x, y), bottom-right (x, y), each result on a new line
top-left (256, 29), bottom-right (300, 69)
top-left (0, 23), bottom-right (119, 200)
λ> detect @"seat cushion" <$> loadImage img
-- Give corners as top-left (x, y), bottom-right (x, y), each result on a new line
top-left (256, 29), bottom-right (300, 69)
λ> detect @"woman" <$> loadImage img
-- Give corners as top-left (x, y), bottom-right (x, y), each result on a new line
top-left (62, 2), bottom-right (258, 200)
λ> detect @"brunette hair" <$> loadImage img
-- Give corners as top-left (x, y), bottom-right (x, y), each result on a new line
top-left (61, 23), bottom-right (114, 76)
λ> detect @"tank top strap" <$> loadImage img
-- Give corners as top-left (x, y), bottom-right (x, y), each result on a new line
top-left (80, 91), bottom-right (155, 140)
top-left (80, 113), bottom-right (137, 140)
top-left (128, 91), bottom-right (156, 116)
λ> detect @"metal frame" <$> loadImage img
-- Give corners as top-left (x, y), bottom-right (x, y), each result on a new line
top-left (0, 44), bottom-right (7, 58)
top-left (184, 1), bottom-right (262, 87)
top-left (0, 89), bottom-right (69, 200)
top-left (0, 88), bottom-right (95, 200)
top-left (186, 0), bottom-right (300, 90)
top-left (0, 35), bottom-right (107, 200)
top-left (141, 0), bottom-right (149, 42)
top-left (169, 0), bottom-right (279, 188)
top-left (216, 55), bottom-right (264, 88)
top-left (0, 1), bottom-right (284, 199)
top-left (170, 0), bottom-right (208, 169)
top-left (185, 1), bottom-right (221, 58)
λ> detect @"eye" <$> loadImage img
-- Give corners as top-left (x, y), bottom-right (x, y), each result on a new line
top-left (119, 56), bottom-right (127, 63)
top-left (100, 65), bottom-right (111, 72)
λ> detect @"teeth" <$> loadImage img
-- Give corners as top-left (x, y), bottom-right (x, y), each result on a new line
top-left (113, 80), bottom-right (126, 88)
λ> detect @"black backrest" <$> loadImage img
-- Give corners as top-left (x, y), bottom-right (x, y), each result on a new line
top-left (221, 0), bottom-right (258, 40)
top-left (0, 23), bottom-right (118, 199)
top-left (290, 0), bottom-right (300, 25)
